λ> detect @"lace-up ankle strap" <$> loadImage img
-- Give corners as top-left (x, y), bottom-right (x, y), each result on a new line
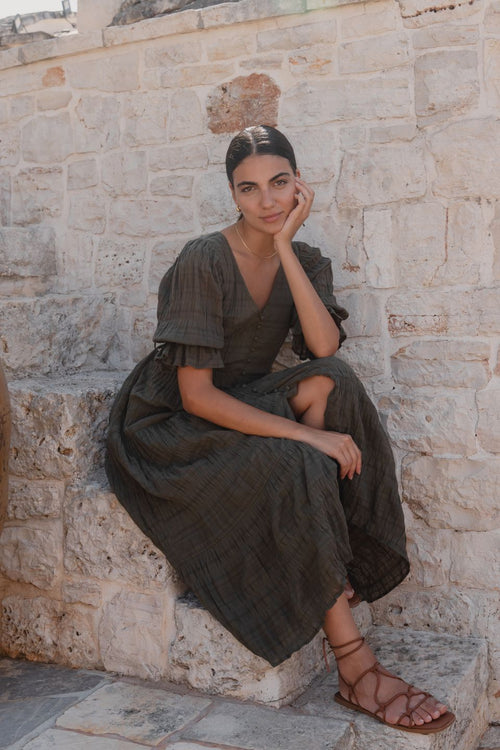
top-left (322, 636), bottom-right (365, 672)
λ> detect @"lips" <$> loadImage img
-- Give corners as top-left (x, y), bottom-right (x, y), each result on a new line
top-left (261, 212), bottom-right (283, 223)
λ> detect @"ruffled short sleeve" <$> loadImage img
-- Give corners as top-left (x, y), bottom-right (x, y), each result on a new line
top-left (153, 237), bottom-right (225, 369)
top-left (291, 242), bottom-right (349, 360)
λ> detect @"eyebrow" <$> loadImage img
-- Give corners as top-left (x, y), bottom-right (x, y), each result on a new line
top-left (236, 171), bottom-right (292, 189)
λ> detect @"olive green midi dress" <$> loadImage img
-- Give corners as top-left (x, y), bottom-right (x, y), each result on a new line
top-left (105, 232), bottom-right (409, 666)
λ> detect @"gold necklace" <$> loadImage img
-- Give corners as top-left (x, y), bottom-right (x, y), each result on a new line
top-left (234, 222), bottom-right (278, 259)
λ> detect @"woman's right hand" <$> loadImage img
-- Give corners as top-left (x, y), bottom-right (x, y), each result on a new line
top-left (302, 428), bottom-right (362, 480)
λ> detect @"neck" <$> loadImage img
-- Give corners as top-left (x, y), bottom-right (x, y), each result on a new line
top-left (236, 220), bottom-right (277, 259)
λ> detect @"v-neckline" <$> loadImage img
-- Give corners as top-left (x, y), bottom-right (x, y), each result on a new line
top-left (218, 232), bottom-right (283, 314)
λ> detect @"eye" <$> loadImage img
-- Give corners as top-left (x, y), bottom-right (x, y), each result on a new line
top-left (240, 185), bottom-right (255, 193)
top-left (274, 179), bottom-right (289, 187)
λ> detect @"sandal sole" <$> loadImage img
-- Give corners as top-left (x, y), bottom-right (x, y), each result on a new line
top-left (334, 692), bottom-right (456, 734)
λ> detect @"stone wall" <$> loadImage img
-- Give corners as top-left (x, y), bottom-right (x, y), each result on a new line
top-left (0, 0), bottom-right (498, 718)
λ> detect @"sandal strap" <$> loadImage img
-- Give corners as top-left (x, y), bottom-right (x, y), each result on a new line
top-left (322, 636), bottom-right (365, 673)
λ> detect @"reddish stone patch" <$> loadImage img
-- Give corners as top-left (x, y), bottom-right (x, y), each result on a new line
top-left (207, 73), bottom-right (280, 134)
top-left (42, 66), bottom-right (65, 87)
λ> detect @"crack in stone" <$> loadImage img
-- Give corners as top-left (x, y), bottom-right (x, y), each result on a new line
top-left (399, 0), bottom-right (476, 18)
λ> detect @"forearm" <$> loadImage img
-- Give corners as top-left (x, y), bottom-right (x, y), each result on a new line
top-left (277, 242), bottom-right (340, 357)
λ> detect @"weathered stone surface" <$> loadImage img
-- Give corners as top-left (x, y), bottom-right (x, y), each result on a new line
top-left (169, 89), bottom-right (203, 140)
top-left (406, 525), bottom-right (451, 587)
top-left (8, 372), bottom-right (123, 478)
top-left (12, 167), bottom-right (63, 225)
top-left (335, 291), bottom-right (381, 337)
top-left (56, 681), bottom-right (211, 743)
top-left (102, 151), bottom-right (148, 196)
top-left (0, 123), bottom-right (20, 167)
top-left (431, 119), bottom-right (500, 198)
top-left (340, 4), bottom-right (398, 38)
top-left (206, 32), bottom-right (253, 60)
top-left (148, 143), bottom-right (208, 172)
top-left (109, 198), bottom-right (194, 236)
top-left (149, 239), bottom-right (182, 292)
top-left (281, 75), bottom-right (411, 125)
top-left (68, 193), bottom-right (106, 233)
top-left (112, 0), bottom-right (194, 26)
top-left (150, 174), bottom-right (193, 197)
top-left (437, 201), bottom-right (483, 285)
top-left (2, 596), bottom-right (61, 661)
top-left (64, 482), bottom-right (174, 587)
top-left (450, 531), bottom-right (500, 589)
top-left (412, 24), bottom-right (479, 48)
top-left (98, 592), bottom-right (173, 679)
top-left (257, 20), bottom-right (336, 51)
top-left (55, 605), bottom-right (101, 669)
top-left (378, 390), bottom-right (477, 454)
top-left (122, 93), bottom-right (169, 147)
top-left (67, 159), bottom-right (98, 190)
top-left (62, 580), bottom-right (102, 608)
top-left (0, 173), bottom-right (10, 225)
top-left (338, 339), bottom-right (385, 379)
top-left (339, 33), bottom-right (410, 75)
top-left (66, 53), bottom-right (139, 92)
top-left (477, 385), bottom-right (500, 453)
top-left (0, 523), bottom-right (61, 589)
top-left (170, 595), bottom-right (324, 705)
top-left (21, 114), bottom-right (73, 164)
top-left (95, 238), bottom-right (145, 287)
top-left (196, 171), bottom-right (236, 227)
top-left (207, 73), bottom-right (280, 134)
top-left (36, 89), bottom-right (72, 111)
top-left (23, 729), bottom-right (141, 749)
top-left (10, 96), bottom-right (35, 121)
top-left (144, 38), bottom-right (202, 67)
top-left (363, 208), bottom-right (397, 288)
top-left (0, 226), bottom-right (56, 278)
top-left (391, 339), bottom-right (490, 388)
top-left (415, 49), bottom-right (479, 121)
top-left (393, 202), bottom-right (446, 286)
top-left (485, 39), bottom-right (500, 109)
top-left (337, 142), bottom-right (426, 207)
top-left (7, 478), bottom-right (63, 520)
top-left (74, 95), bottom-right (120, 153)
top-left (288, 45), bottom-right (334, 77)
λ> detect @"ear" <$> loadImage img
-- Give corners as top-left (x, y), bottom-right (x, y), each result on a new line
top-left (229, 181), bottom-right (236, 201)
top-left (296, 169), bottom-right (301, 178)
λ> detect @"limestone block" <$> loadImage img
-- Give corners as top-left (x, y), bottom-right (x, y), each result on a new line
top-left (398, 0), bottom-right (479, 20)
top-left (257, 20), bottom-right (336, 51)
top-left (78, 0), bottom-right (123, 31)
top-left (378, 390), bottom-right (477, 454)
top-left (0, 124), bottom-right (20, 167)
top-left (62, 580), bottom-right (102, 608)
top-left (280, 75), bottom-right (411, 126)
top-left (159, 61), bottom-right (235, 89)
top-left (103, 6), bottom-right (201, 46)
top-left (8, 372), bottom-right (123, 478)
top-left (95, 238), bottom-right (145, 287)
top-left (206, 73), bottom-right (280, 134)
top-left (196, 171), bottom-right (237, 227)
top-left (485, 0), bottom-right (500, 33)
top-left (477, 385), bottom-right (500, 453)
top-left (109, 198), bottom-right (194, 236)
top-left (405, 525), bottom-right (452, 587)
top-left (169, 595), bottom-right (324, 706)
top-left (57, 604), bottom-right (101, 669)
top-left (206, 33), bottom-right (254, 61)
top-left (320, 209), bottom-right (366, 289)
top-left (336, 291), bottom-right (381, 336)
top-left (67, 159), bottom-right (98, 191)
top-left (340, 4), bottom-right (398, 38)
top-left (339, 33), bottom-right (410, 75)
top-left (412, 24), bottom-right (479, 48)
top-left (402, 455), bottom-right (500, 532)
top-left (337, 142), bottom-right (426, 208)
top-left (450, 531), bottom-right (500, 589)
top-left (0, 522), bottom-right (61, 589)
top-left (150, 174), bottom-right (194, 197)
top-left (169, 89), bottom-right (204, 140)
top-left (391, 339), bottom-right (490, 388)
top-left (148, 143), bottom-right (208, 172)
top-left (1, 595), bottom-right (61, 661)
top-left (60, 232), bottom-right (96, 291)
top-left (364, 208), bottom-right (397, 288)
top-left (98, 591), bottom-right (173, 679)
top-left (0, 173), bottom-right (10, 225)
top-left (288, 45), bottom-right (334, 76)
top-left (431, 119), bottom-right (500, 198)
top-left (36, 90), bottom-right (72, 112)
top-left (369, 123), bottom-right (418, 143)
top-left (64, 482), bottom-right (174, 587)
top-left (149, 239), bottom-right (182, 292)
top-left (435, 201), bottom-right (482, 285)
top-left (7, 478), bottom-right (64, 520)
top-left (12, 167), bottom-right (63, 225)
top-left (0, 226), bottom-right (56, 278)
top-left (415, 49), bottom-right (479, 122)
top-left (144, 38), bottom-right (202, 67)
top-left (10, 96), bottom-right (35, 121)
top-left (284, 124), bottom-right (338, 183)
top-left (122, 93), bottom-right (169, 147)
top-left (21, 114), bottom-right (73, 164)
top-left (68, 193), bottom-right (106, 233)
top-left (240, 53), bottom-right (283, 70)
top-left (0, 101), bottom-right (8, 124)
top-left (74, 95), bottom-right (120, 153)
top-left (102, 151), bottom-right (147, 196)
top-left (337, 339), bottom-right (385, 378)
top-left (485, 39), bottom-right (500, 110)
top-left (66, 53), bottom-right (139, 92)
top-left (130, 310), bottom-right (157, 361)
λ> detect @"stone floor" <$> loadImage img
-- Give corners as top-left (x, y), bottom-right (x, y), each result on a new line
top-left (0, 626), bottom-right (494, 749)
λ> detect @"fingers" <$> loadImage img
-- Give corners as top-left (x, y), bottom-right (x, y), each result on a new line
top-left (335, 434), bottom-right (362, 480)
top-left (295, 178), bottom-right (314, 214)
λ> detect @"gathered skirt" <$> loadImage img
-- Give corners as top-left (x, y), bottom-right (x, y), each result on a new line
top-left (106, 353), bottom-right (409, 666)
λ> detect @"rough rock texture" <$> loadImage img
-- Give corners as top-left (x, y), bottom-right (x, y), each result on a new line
top-left (0, 0), bottom-right (498, 727)
top-left (112, 0), bottom-right (243, 26)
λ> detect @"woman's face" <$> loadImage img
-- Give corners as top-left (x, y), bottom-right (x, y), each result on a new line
top-left (230, 154), bottom-right (298, 234)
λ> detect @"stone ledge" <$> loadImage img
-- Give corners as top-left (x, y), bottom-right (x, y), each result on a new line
top-left (0, 0), bottom-right (368, 71)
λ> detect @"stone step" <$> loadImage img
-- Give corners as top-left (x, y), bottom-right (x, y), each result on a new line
top-left (293, 626), bottom-right (489, 750)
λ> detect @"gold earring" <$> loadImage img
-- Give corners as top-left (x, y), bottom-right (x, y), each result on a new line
top-left (236, 205), bottom-right (241, 212)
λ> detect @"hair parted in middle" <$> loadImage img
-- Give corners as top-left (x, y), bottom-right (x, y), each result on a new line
top-left (225, 125), bottom-right (298, 186)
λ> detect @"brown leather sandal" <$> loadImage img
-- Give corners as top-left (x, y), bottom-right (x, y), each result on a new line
top-left (323, 636), bottom-right (456, 735)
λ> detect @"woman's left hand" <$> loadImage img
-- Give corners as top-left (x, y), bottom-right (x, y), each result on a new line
top-left (274, 178), bottom-right (314, 249)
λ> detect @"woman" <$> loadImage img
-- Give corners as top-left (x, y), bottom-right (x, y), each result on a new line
top-left (106, 125), bottom-right (454, 734)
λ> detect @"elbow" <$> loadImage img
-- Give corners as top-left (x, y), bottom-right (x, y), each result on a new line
top-left (180, 392), bottom-right (201, 415)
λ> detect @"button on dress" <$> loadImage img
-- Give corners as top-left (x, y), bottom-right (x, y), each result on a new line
top-left (105, 232), bottom-right (409, 666)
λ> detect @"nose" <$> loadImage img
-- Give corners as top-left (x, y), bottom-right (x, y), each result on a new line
top-left (260, 188), bottom-right (274, 208)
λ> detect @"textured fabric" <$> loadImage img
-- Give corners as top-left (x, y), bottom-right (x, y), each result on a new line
top-left (106, 231), bottom-right (409, 666)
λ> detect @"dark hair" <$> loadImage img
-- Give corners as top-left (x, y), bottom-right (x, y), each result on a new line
top-left (225, 125), bottom-right (297, 185)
